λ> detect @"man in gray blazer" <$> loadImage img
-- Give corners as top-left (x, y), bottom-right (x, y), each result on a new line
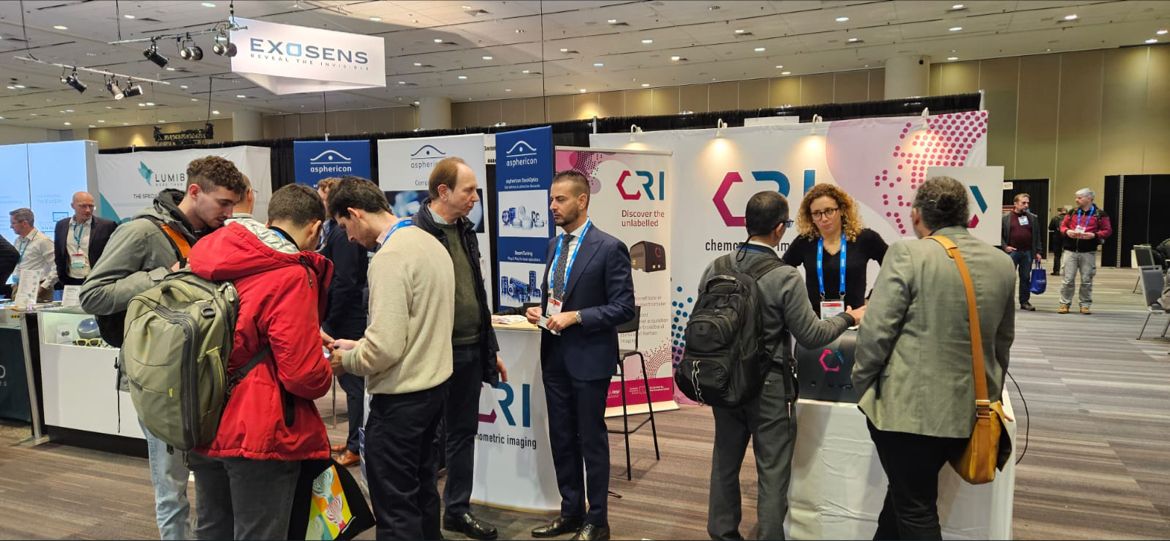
top-left (852, 176), bottom-right (1015, 540)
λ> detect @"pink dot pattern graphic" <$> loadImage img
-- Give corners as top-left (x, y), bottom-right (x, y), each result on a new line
top-left (881, 111), bottom-right (988, 235)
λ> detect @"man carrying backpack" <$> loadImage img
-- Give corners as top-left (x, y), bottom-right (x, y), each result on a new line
top-left (186, 184), bottom-right (334, 540)
top-left (80, 156), bottom-right (247, 541)
top-left (697, 191), bottom-right (863, 541)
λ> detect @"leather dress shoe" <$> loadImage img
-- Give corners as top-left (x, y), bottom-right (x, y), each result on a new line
top-left (532, 516), bottom-right (583, 538)
top-left (443, 513), bottom-right (497, 540)
top-left (330, 443), bottom-right (347, 453)
top-left (570, 524), bottom-right (610, 541)
top-left (1020, 302), bottom-right (1035, 311)
top-left (335, 449), bottom-right (360, 467)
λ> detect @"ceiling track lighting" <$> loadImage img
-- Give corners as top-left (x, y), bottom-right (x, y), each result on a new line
top-left (122, 81), bottom-right (144, 98)
top-left (105, 76), bottom-right (124, 99)
top-left (178, 35), bottom-right (204, 61)
top-left (212, 29), bottom-right (237, 57)
top-left (144, 39), bottom-right (169, 67)
top-left (62, 68), bottom-right (87, 93)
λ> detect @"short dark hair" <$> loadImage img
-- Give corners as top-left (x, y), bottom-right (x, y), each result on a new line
top-left (9, 208), bottom-right (34, 226)
top-left (428, 157), bottom-right (468, 198)
top-left (745, 191), bottom-right (789, 237)
top-left (552, 170), bottom-right (590, 206)
top-left (187, 156), bottom-right (247, 196)
top-left (1013, 192), bottom-right (1030, 203)
top-left (268, 184), bottom-right (325, 226)
top-left (913, 176), bottom-right (969, 230)
top-left (327, 176), bottom-right (391, 219)
top-left (316, 177), bottom-right (341, 196)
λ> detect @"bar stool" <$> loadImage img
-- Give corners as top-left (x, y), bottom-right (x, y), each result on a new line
top-left (609, 306), bottom-right (660, 480)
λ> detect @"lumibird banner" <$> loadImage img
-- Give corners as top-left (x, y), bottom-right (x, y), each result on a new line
top-left (95, 146), bottom-right (273, 222)
top-left (555, 147), bottom-right (678, 415)
top-left (592, 111), bottom-right (993, 401)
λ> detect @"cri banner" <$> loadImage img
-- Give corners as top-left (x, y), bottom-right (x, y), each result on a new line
top-left (377, 134), bottom-right (493, 297)
top-left (592, 111), bottom-right (991, 398)
top-left (494, 126), bottom-right (555, 309)
top-left (231, 17), bottom-right (386, 95)
top-left (555, 147), bottom-right (678, 415)
top-left (95, 146), bottom-right (273, 222)
top-left (293, 140), bottom-right (371, 187)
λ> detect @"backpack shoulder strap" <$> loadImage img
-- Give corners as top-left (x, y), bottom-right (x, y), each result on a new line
top-left (227, 345), bottom-right (271, 394)
top-left (743, 252), bottom-right (785, 282)
top-left (140, 215), bottom-right (191, 265)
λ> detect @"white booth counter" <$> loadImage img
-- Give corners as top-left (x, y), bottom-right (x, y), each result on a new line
top-left (36, 307), bottom-right (144, 440)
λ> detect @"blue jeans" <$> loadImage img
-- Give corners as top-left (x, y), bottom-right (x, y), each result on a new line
top-left (1009, 250), bottom-right (1034, 304)
top-left (139, 419), bottom-right (193, 540)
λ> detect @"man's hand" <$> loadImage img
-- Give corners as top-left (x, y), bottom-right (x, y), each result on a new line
top-left (545, 311), bottom-right (579, 332)
top-left (1004, 246), bottom-right (1016, 253)
top-left (333, 339), bottom-right (358, 351)
top-left (1035, 253), bottom-right (1043, 261)
top-left (329, 349), bottom-right (346, 377)
top-left (496, 355), bottom-right (508, 383)
top-left (525, 306), bottom-right (541, 324)
top-left (846, 305), bottom-right (867, 325)
top-left (320, 329), bottom-right (335, 350)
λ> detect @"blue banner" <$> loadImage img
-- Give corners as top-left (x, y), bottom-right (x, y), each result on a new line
top-left (293, 140), bottom-right (371, 187)
top-left (494, 126), bottom-right (554, 308)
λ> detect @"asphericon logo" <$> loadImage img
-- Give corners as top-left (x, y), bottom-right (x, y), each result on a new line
top-left (409, 144), bottom-right (446, 169)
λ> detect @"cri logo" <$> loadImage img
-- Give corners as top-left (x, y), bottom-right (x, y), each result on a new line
top-left (712, 169), bottom-right (817, 226)
top-left (478, 382), bottom-right (532, 428)
top-left (617, 170), bottom-right (665, 201)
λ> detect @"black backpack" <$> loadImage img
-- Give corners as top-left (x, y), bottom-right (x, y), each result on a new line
top-left (675, 252), bottom-right (782, 407)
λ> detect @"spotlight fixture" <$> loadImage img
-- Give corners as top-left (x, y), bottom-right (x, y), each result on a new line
top-left (62, 70), bottom-right (87, 93)
top-left (212, 30), bottom-right (237, 57)
top-left (122, 82), bottom-right (144, 98)
top-left (178, 36), bottom-right (203, 61)
top-left (105, 77), bottom-right (124, 99)
top-left (143, 39), bottom-right (169, 68)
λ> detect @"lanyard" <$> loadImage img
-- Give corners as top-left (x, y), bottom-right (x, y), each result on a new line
top-left (17, 236), bottom-right (29, 263)
top-left (816, 234), bottom-right (847, 299)
top-left (549, 219), bottom-right (592, 298)
top-left (72, 221), bottom-right (86, 250)
top-left (1074, 205), bottom-right (1096, 229)
top-left (376, 219), bottom-right (413, 252)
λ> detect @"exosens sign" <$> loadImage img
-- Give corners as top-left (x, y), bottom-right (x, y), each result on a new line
top-left (230, 17), bottom-right (385, 95)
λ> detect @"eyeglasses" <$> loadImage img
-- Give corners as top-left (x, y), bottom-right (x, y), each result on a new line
top-left (72, 338), bottom-right (107, 347)
top-left (779, 219), bottom-right (794, 228)
top-left (810, 207), bottom-right (840, 220)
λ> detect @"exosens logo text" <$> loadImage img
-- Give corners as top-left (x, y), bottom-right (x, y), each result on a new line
top-left (248, 38), bottom-right (370, 69)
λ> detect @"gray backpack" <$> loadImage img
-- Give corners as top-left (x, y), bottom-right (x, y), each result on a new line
top-left (121, 269), bottom-right (264, 451)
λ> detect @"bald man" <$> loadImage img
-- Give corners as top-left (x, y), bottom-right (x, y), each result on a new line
top-left (52, 191), bottom-right (118, 289)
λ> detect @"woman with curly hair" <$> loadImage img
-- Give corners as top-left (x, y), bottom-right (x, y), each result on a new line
top-left (782, 183), bottom-right (888, 317)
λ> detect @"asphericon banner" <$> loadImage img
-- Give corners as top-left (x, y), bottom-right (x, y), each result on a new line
top-left (230, 17), bottom-right (385, 95)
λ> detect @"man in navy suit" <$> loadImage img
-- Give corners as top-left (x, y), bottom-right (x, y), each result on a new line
top-left (526, 170), bottom-right (634, 541)
top-left (52, 191), bottom-right (117, 289)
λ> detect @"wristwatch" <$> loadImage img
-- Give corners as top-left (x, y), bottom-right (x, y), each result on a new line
top-left (574, 311), bottom-right (582, 324)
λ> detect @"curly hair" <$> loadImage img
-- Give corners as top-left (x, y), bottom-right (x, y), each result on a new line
top-left (187, 156), bottom-right (247, 196)
top-left (796, 183), bottom-right (864, 242)
top-left (913, 176), bottom-right (969, 230)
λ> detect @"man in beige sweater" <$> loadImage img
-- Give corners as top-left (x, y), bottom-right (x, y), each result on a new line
top-left (327, 177), bottom-right (455, 541)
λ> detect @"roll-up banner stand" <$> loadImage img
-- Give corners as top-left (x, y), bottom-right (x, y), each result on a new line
top-left (494, 127), bottom-right (555, 310)
top-left (294, 141), bottom-right (372, 187)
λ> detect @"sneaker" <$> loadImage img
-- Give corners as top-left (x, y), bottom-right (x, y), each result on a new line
top-left (1080, 306), bottom-right (1091, 315)
top-left (1058, 304), bottom-right (1070, 314)
top-left (1020, 302), bottom-right (1036, 311)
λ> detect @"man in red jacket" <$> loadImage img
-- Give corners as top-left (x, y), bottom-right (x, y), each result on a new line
top-left (186, 184), bottom-right (334, 540)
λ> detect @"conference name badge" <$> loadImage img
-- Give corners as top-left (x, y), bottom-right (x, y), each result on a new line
top-left (70, 251), bottom-right (88, 270)
top-left (546, 297), bottom-right (563, 317)
top-left (1018, 216), bottom-right (1029, 226)
top-left (820, 300), bottom-right (845, 320)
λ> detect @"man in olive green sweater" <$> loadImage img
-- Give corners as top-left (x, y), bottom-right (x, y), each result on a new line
top-left (327, 177), bottom-right (454, 541)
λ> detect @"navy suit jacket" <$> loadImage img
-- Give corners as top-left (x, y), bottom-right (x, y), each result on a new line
top-left (54, 216), bottom-right (117, 284)
top-left (319, 219), bottom-right (369, 340)
top-left (539, 224), bottom-right (635, 381)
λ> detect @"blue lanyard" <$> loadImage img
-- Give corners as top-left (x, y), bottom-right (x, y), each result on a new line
top-left (376, 218), bottom-right (413, 252)
top-left (816, 234), bottom-right (847, 300)
top-left (1074, 205), bottom-right (1096, 229)
top-left (72, 222), bottom-right (86, 249)
top-left (548, 220), bottom-right (592, 298)
top-left (17, 236), bottom-right (29, 263)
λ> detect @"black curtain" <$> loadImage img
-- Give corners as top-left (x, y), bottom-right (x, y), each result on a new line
top-left (1104, 174), bottom-right (1170, 267)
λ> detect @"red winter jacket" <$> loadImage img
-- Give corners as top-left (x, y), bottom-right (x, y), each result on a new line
top-left (188, 221), bottom-right (334, 461)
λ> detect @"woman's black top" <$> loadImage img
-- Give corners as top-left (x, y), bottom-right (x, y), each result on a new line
top-left (781, 228), bottom-right (889, 314)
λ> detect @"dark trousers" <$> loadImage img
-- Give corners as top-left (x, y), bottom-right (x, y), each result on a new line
top-left (191, 455), bottom-right (301, 541)
top-left (1009, 250), bottom-right (1034, 304)
top-left (543, 349), bottom-right (611, 527)
top-left (338, 373), bottom-right (365, 453)
top-left (1049, 235), bottom-right (1063, 274)
top-left (366, 383), bottom-right (449, 541)
top-left (867, 421), bottom-right (967, 541)
top-left (442, 344), bottom-right (485, 518)
top-left (707, 367), bottom-right (796, 541)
